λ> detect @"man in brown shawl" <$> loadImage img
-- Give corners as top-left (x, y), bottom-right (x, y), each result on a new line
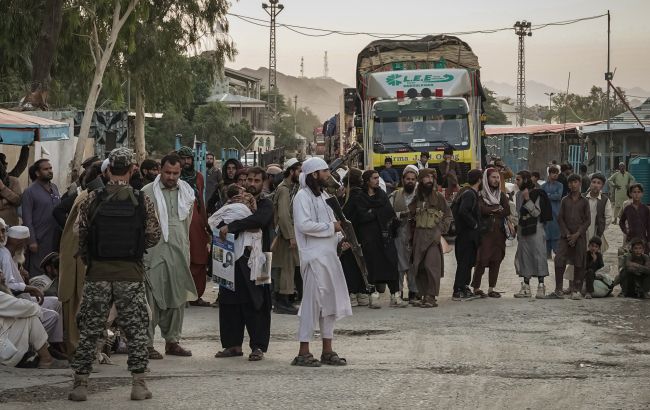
top-left (408, 169), bottom-right (452, 307)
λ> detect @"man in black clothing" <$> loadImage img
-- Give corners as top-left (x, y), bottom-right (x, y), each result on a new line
top-left (452, 169), bottom-right (483, 300)
top-left (558, 163), bottom-right (573, 197)
top-left (214, 167), bottom-right (273, 361)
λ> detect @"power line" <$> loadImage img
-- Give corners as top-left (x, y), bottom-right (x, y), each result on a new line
top-left (228, 12), bottom-right (607, 39)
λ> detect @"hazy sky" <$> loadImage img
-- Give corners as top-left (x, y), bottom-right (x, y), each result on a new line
top-left (223, 0), bottom-right (650, 96)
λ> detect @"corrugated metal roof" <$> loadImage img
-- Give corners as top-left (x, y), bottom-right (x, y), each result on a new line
top-left (0, 108), bottom-right (70, 144)
top-left (485, 122), bottom-right (600, 136)
top-left (205, 93), bottom-right (267, 107)
top-left (609, 97), bottom-right (650, 124)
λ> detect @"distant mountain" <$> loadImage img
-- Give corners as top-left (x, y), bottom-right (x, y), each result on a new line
top-left (483, 80), bottom-right (562, 106)
top-left (239, 67), bottom-right (351, 122)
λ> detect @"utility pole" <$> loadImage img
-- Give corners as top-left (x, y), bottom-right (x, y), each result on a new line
top-left (293, 95), bottom-right (298, 136)
top-left (323, 51), bottom-right (329, 78)
top-left (605, 10), bottom-right (614, 172)
top-left (544, 92), bottom-right (555, 124)
top-left (262, 0), bottom-right (284, 115)
top-left (514, 20), bottom-right (532, 127)
top-left (300, 56), bottom-right (304, 78)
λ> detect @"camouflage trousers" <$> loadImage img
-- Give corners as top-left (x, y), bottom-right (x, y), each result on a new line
top-left (71, 281), bottom-right (149, 374)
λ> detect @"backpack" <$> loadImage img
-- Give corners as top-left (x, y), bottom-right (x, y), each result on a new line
top-left (88, 186), bottom-right (146, 261)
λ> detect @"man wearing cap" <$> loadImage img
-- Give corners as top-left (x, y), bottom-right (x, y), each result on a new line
top-left (291, 157), bottom-right (352, 366)
top-left (408, 168), bottom-right (453, 308)
top-left (389, 165), bottom-right (419, 303)
top-left (271, 158), bottom-right (301, 314)
top-left (176, 146), bottom-right (211, 307)
top-left (70, 147), bottom-right (161, 401)
top-left (0, 223), bottom-right (65, 357)
top-left (22, 158), bottom-right (61, 277)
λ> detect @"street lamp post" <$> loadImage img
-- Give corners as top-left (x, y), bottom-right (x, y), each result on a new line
top-left (544, 92), bottom-right (555, 124)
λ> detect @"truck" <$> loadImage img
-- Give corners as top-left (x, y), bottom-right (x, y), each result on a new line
top-left (353, 35), bottom-right (487, 180)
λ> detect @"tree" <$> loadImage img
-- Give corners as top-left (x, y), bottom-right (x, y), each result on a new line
top-left (124, 0), bottom-right (235, 163)
top-left (483, 87), bottom-right (509, 125)
top-left (549, 85), bottom-right (627, 123)
top-left (71, 0), bottom-right (141, 176)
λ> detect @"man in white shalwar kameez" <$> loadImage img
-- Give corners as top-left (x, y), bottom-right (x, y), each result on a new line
top-left (291, 157), bottom-right (352, 367)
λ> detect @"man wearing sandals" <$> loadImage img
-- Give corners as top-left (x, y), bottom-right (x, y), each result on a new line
top-left (408, 169), bottom-right (453, 308)
top-left (291, 157), bottom-right (352, 367)
top-left (471, 168), bottom-right (510, 299)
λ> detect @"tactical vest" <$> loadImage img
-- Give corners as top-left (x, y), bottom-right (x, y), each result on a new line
top-left (594, 193), bottom-right (609, 237)
top-left (88, 186), bottom-right (146, 261)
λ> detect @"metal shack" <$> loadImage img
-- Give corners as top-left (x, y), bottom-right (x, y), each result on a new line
top-left (581, 98), bottom-right (650, 177)
top-left (484, 123), bottom-right (597, 175)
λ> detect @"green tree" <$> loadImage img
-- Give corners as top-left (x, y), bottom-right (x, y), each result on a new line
top-left (483, 87), bottom-right (509, 125)
top-left (550, 85), bottom-right (627, 123)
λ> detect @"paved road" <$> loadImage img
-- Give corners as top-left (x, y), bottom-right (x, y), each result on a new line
top-left (2, 225), bottom-right (650, 409)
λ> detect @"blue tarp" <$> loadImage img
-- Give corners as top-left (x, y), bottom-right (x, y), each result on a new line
top-left (0, 109), bottom-right (70, 145)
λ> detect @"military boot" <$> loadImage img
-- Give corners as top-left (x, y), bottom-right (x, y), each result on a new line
top-left (131, 372), bottom-right (152, 400)
top-left (68, 373), bottom-right (89, 401)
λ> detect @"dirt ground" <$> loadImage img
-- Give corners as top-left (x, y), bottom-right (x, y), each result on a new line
top-left (2, 224), bottom-right (650, 409)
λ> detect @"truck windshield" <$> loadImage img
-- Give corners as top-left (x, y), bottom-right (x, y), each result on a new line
top-left (373, 114), bottom-right (469, 150)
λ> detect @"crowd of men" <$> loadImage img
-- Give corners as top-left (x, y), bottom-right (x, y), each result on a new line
top-left (1, 145), bottom-right (649, 401)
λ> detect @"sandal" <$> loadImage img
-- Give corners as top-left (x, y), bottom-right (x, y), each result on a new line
top-left (474, 289), bottom-right (488, 298)
top-left (148, 347), bottom-right (164, 360)
top-left (214, 348), bottom-right (243, 358)
top-left (320, 351), bottom-right (347, 366)
top-left (165, 343), bottom-right (192, 357)
top-left (291, 353), bottom-right (321, 367)
top-left (487, 291), bottom-right (501, 298)
top-left (248, 348), bottom-right (264, 361)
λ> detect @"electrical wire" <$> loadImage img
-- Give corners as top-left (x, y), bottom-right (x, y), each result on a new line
top-left (228, 12), bottom-right (608, 39)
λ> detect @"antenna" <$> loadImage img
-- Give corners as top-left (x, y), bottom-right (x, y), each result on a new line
top-left (323, 51), bottom-right (329, 78)
top-left (300, 56), bottom-right (304, 78)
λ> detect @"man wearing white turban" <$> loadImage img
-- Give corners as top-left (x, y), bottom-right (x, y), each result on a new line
top-left (291, 157), bottom-right (352, 367)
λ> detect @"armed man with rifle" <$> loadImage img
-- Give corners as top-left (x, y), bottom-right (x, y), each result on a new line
top-left (291, 157), bottom-right (353, 367)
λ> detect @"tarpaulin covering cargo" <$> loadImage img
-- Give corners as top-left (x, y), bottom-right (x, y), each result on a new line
top-left (356, 35), bottom-right (481, 99)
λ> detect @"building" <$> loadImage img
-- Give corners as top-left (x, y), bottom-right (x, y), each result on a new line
top-left (485, 123), bottom-right (596, 176)
top-left (581, 98), bottom-right (650, 176)
top-left (206, 67), bottom-right (275, 152)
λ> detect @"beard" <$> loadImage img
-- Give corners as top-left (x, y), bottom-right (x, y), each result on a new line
top-left (420, 182), bottom-right (434, 195)
top-left (206, 161), bottom-right (214, 168)
top-left (404, 183), bottom-right (415, 194)
top-left (13, 248), bottom-right (25, 266)
top-left (246, 185), bottom-right (258, 196)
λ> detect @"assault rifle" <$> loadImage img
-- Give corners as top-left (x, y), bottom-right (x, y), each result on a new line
top-left (328, 142), bottom-right (362, 173)
top-left (325, 196), bottom-right (375, 294)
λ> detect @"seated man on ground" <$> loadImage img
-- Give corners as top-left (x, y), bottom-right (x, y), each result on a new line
top-left (0, 270), bottom-right (68, 369)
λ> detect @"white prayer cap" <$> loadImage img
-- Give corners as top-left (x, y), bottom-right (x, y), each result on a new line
top-left (7, 226), bottom-right (30, 240)
top-left (0, 217), bottom-right (6, 227)
top-left (301, 157), bottom-right (328, 176)
top-left (101, 158), bottom-right (110, 173)
top-left (283, 157), bottom-right (300, 171)
top-left (299, 157), bottom-right (328, 188)
top-left (403, 164), bottom-right (419, 176)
